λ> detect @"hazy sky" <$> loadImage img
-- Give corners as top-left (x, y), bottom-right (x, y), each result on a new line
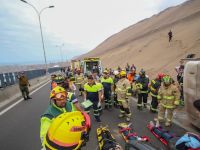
top-left (0, 0), bottom-right (187, 65)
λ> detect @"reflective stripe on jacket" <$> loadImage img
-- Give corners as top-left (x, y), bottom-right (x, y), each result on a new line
top-left (158, 84), bottom-right (180, 108)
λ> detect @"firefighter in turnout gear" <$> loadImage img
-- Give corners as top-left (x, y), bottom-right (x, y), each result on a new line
top-left (113, 70), bottom-right (120, 108)
top-left (156, 75), bottom-right (180, 127)
top-left (149, 73), bottom-right (164, 113)
top-left (100, 70), bottom-right (114, 109)
top-left (75, 69), bottom-right (84, 96)
top-left (135, 69), bottom-right (149, 110)
top-left (116, 70), bottom-right (132, 122)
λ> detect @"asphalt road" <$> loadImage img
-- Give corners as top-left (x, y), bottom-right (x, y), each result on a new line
top-left (0, 83), bottom-right (187, 150)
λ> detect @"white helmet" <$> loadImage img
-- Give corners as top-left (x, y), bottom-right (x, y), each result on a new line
top-left (114, 70), bottom-right (119, 75)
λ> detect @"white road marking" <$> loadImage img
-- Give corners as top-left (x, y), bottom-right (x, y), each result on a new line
top-left (0, 80), bottom-right (50, 116)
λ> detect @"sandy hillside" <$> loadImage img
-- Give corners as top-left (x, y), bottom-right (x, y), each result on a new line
top-left (79, 0), bottom-right (200, 78)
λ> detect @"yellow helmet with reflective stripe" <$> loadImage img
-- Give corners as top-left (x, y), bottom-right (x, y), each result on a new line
top-left (44, 111), bottom-right (91, 150)
top-left (120, 70), bottom-right (126, 76)
top-left (50, 86), bottom-right (66, 99)
top-left (162, 75), bottom-right (171, 84)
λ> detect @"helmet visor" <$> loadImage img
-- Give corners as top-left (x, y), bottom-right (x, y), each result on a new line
top-left (54, 92), bottom-right (67, 100)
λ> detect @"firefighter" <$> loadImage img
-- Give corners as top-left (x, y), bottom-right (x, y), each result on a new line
top-left (75, 69), bottom-right (84, 96)
top-left (127, 69), bottom-right (137, 96)
top-left (84, 75), bottom-right (102, 122)
top-left (100, 70), bottom-right (114, 109)
top-left (135, 69), bottom-right (149, 110)
top-left (116, 70), bottom-right (132, 122)
top-left (156, 75), bottom-right (180, 127)
top-left (113, 70), bottom-right (120, 108)
top-left (149, 73), bottom-right (164, 113)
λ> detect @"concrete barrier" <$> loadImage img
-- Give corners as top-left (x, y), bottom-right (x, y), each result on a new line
top-left (0, 75), bottom-right (50, 109)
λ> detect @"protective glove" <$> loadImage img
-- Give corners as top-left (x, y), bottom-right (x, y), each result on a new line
top-left (174, 100), bottom-right (180, 106)
top-left (41, 147), bottom-right (46, 150)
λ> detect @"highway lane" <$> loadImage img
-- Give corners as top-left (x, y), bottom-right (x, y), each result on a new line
top-left (0, 83), bottom-right (51, 150)
top-left (0, 83), bottom-right (187, 150)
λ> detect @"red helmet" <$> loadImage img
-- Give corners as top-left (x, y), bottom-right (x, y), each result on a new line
top-left (157, 73), bottom-right (164, 80)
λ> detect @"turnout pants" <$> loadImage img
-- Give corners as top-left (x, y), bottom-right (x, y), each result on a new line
top-left (150, 95), bottom-right (158, 112)
top-left (113, 93), bottom-right (119, 107)
top-left (158, 105), bottom-right (174, 124)
top-left (137, 93), bottom-right (148, 108)
top-left (117, 93), bottom-right (131, 118)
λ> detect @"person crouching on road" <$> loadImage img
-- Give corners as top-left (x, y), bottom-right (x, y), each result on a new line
top-left (155, 75), bottom-right (180, 127)
top-left (116, 70), bottom-right (132, 122)
top-left (18, 71), bottom-right (32, 100)
top-left (100, 70), bottom-right (114, 110)
top-left (84, 75), bottom-right (102, 122)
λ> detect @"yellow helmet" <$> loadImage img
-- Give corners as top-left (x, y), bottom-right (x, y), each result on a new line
top-left (120, 70), bottom-right (126, 76)
top-left (44, 111), bottom-right (91, 150)
top-left (50, 86), bottom-right (66, 99)
top-left (162, 75), bottom-right (172, 86)
top-left (103, 70), bottom-right (109, 74)
top-left (70, 77), bottom-right (75, 82)
top-left (54, 75), bottom-right (64, 84)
